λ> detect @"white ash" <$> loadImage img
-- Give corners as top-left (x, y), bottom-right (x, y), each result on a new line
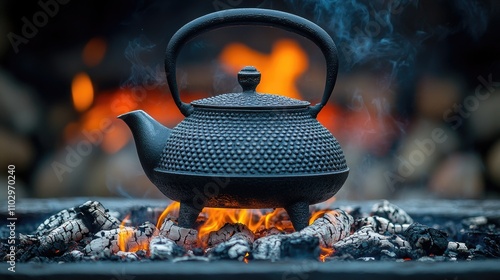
top-left (462, 216), bottom-right (488, 229)
top-left (159, 218), bottom-right (199, 250)
top-left (209, 232), bottom-right (252, 261)
top-left (85, 222), bottom-right (156, 255)
top-left (253, 209), bottom-right (353, 261)
top-left (301, 209), bottom-right (353, 247)
top-left (447, 241), bottom-right (468, 253)
top-left (371, 200), bottom-right (413, 224)
top-left (35, 207), bottom-right (78, 236)
top-left (333, 226), bottom-right (412, 259)
top-left (252, 234), bottom-right (283, 261)
top-left (149, 236), bottom-right (186, 260)
top-left (115, 251), bottom-right (139, 260)
top-left (36, 201), bottom-right (120, 237)
top-left (38, 218), bottom-right (89, 254)
top-left (355, 216), bottom-right (410, 234)
top-left (206, 223), bottom-right (255, 247)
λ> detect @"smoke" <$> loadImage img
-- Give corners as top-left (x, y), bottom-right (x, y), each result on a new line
top-left (121, 35), bottom-right (165, 90)
top-left (285, 0), bottom-right (490, 79)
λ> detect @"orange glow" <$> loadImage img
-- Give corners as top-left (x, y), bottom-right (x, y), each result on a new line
top-left (118, 214), bottom-right (149, 253)
top-left (118, 214), bottom-right (130, 252)
top-left (319, 246), bottom-right (334, 262)
top-left (155, 203), bottom-right (296, 247)
top-left (156, 201), bottom-right (180, 229)
top-left (243, 252), bottom-right (250, 264)
top-left (83, 37), bottom-right (107, 67)
top-left (219, 39), bottom-right (308, 99)
top-left (71, 72), bottom-right (94, 112)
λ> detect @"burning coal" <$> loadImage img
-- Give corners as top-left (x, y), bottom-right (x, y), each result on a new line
top-left (4, 200), bottom-right (499, 263)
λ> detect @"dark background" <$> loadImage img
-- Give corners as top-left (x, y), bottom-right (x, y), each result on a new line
top-left (1, 0), bottom-right (499, 200)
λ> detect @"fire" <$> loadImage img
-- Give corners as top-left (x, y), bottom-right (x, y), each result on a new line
top-left (156, 204), bottom-right (295, 246)
top-left (118, 214), bottom-right (149, 252)
top-left (71, 72), bottom-right (94, 112)
top-left (319, 246), bottom-right (334, 262)
top-left (219, 39), bottom-right (308, 99)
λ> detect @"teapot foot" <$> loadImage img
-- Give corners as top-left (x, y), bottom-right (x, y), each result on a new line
top-left (285, 201), bottom-right (310, 231)
top-left (178, 201), bottom-right (202, 228)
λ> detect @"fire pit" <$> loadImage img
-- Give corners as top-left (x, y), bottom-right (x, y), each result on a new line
top-left (1, 198), bottom-right (500, 280)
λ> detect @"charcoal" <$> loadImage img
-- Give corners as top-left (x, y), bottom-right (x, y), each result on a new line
top-left (371, 200), bottom-right (413, 224)
top-left (159, 218), bottom-right (199, 250)
top-left (35, 207), bottom-right (78, 236)
top-left (149, 236), bottom-right (186, 260)
top-left (85, 222), bottom-right (156, 255)
top-left (280, 235), bottom-right (319, 260)
top-left (333, 226), bottom-right (412, 260)
top-left (354, 216), bottom-right (410, 234)
top-left (252, 234), bottom-right (283, 261)
top-left (300, 209), bottom-right (353, 247)
top-left (209, 232), bottom-right (252, 261)
top-left (253, 209), bottom-right (352, 261)
top-left (402, 223), bottom-right (448, 256)
top-left (206, 223), bottom-right (254, 247)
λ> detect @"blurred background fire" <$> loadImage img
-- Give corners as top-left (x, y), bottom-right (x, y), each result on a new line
top-left (1, 0), bottom-right (499, 201)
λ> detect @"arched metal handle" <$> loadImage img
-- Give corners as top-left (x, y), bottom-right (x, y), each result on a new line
top-left (165, 8), bottom-right (339, 118)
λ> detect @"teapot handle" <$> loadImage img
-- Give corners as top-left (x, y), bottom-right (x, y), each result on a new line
top-left (165, 8), bottom-right (338, 118)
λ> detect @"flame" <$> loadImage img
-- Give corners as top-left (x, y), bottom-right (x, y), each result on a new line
top-left (71, 72), bottom-right (94, 112)
top-left (156, 203), bottom-right (295, 247)
top-left (118, 214), bottom-right (131, 252)
top-left (319, 246), bottom-right (334, 262)
top-left (219, 39), bottom-right (308, 99)
top-left (243, 252), bottom-right (250, 264)
top-left (156, 201), bottom-right (180, 229)
top-left (118, 214), bottom-right (149, 252)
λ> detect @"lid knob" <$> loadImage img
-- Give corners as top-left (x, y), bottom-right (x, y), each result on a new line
top-left (238, 66), bottom-right (261, 93)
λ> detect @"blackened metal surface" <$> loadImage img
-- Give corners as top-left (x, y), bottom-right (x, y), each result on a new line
top-left (2, 260), bottom-right (500, 280)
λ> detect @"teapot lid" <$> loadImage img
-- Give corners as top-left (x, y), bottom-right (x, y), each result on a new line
top-left (191, 66), bottom-right (310, 110)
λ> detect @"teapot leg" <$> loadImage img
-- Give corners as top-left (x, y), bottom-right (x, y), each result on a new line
top-left (285, 201), bottom-right (310, 231)
top-left (178, 201), bottom-right (201, 228)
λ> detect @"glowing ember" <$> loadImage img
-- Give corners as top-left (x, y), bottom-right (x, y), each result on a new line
top-left (320, 246), bottom-right (334, 262)
top-left (118, 214), bottom-right (131, 252)
top-left (71, 72), bottom-right (94, 112)
top-left (219, 39), bottom-right (308, 99)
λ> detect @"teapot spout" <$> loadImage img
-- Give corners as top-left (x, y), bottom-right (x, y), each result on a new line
top-left (118, 110), bottom-right (171, 181)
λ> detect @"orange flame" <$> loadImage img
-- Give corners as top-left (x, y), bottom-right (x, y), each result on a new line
top-left (219, 39), bottom-right (308, 99)
top-left (118, 214), bottom-right (149, 252)
top-left (156, 204), bottom-right (295, 246)
top-left (71, 72), bottom-right (94, 112)
top-left (319, 246), bottom-right (334, 262)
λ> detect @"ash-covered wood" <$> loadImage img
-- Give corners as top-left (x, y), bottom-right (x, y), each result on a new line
top-left (209, 232), bottom-right (253, 261)
top-left (252, 209), bottom-right (353, 261)
top-left (333, 226), bottom-right (412, 260)
top-left (447, 241), bottom-right (468, 253)
top-left (371, 200), bottom-right (413, 224)
top-left (149, 236), bottom-right (186, 260)
top-left (20, 201), bottom-right (120, 257)
top-left (85, 222), bottom-right (156, 255)
top-left (206, 223), bottom-right (255, 247)
top-left (354, 216), bottom-right (410, 234)
top-left (402, 223), bottom-right (449, 256)
top-left (159, 218), bottom-right (199, 250)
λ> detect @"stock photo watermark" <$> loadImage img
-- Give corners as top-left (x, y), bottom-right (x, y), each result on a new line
top-left (6, 165), bottom-right (17, 272)
top-left (7, 0), bottom-right (71, 54)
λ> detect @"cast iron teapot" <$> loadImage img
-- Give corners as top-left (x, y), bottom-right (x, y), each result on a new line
top-left (119, 8), bottom-right (348, 231)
